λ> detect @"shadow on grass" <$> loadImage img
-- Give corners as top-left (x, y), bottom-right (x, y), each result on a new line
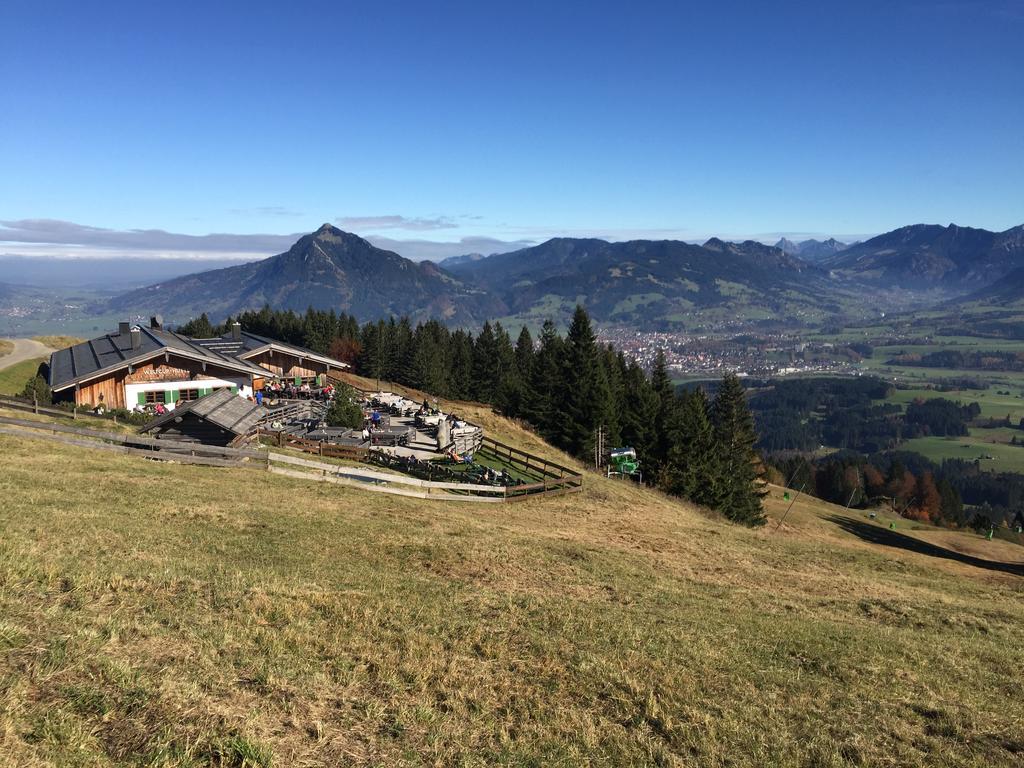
top-left (825, 515), bottom-right (1024, 576)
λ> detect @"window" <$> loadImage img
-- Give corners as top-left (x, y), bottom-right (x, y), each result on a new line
top-left (179, 388), bottom-right (201, 402)
top-left (143, 391), bottom-right (162, 404)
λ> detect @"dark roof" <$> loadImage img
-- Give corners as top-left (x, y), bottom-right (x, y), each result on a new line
top-left (48, 326), bottom-right (269, 391)
top-left (140, 388), bottom-right (263, 436)
top-left (193, 330), bottom-right (349, 369)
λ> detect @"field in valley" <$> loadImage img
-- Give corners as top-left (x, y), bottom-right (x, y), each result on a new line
top-left (0, 402), bottom-right (1022, 767)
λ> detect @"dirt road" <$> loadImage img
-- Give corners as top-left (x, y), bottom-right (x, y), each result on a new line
top-left (0, 338), bottom-right (54, 370)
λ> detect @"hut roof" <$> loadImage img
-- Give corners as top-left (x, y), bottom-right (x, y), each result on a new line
top-left (140, 389), bottom-right (263, 436)
top-left (49, 326), bottom-right (268, 392)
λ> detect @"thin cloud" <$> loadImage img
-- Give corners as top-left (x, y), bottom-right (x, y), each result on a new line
top-left (0, 218), bottom-right (532, 263)
top-left (335, 215), bottom-right (459, 231)
top-left (367, 235), bottom-right (535, 262)
top-left (0, 219), bottom-right (300, 254)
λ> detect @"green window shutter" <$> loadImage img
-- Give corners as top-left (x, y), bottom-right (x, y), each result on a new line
top-left (294, 376), bottom-right (301, 386)
top-left (231, 386), bottom-right (238, 394)
top-left (137, 391), bottom-right (147, 405)
top-left (163, 390), bottom-right (174, 404)
top-left (318, 374), bottom-right (325, 387)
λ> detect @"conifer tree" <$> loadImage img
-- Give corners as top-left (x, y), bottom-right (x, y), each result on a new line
top-left (527, 320), bottom-right (563, 439)
top-left (449, 329), bottom-right (474, 400)
top-left (410, 322), bottom-right (447, 395)
top-left (600, 344), bottom-right (624, 447)
top-left (326, 382), bottom-right (364, 429)
top-left (493, 324), bottom-right (527, 417)
top-left (514, 326), bottom-right (535, 382)
top-left (619, 357), bottom-right (658, 462)
top-left (472, 321), bottom-right (499, 402)
top-left (556, 306), bottom-right (612, 458)
top-left (649, 349), bottom-right (679, 472)
top-left (711, 373), bottom-right (767, 526)
top-left (660, 387), bottom-right (721, 508)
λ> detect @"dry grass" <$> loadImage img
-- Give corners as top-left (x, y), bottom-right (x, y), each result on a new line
top-left (31, 335), bottom-right (84, 349)
top-left (0, 340), bottom-right (13, 359)
top-left (0, 405), bottom-right (1022, 766)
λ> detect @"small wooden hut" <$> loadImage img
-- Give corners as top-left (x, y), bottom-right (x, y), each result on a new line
top-left (140, 389), bottom-right (262, 446)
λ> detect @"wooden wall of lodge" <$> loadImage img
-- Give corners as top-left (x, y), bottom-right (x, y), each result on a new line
top-left (70, 356), bottom-right (250, 409)
top-left (245, 350), bottom-right (327, 379)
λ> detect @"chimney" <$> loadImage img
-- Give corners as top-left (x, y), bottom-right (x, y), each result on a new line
top-left (118, 321), bottom-right (130, 336)
top-left (150, 315), bottom-right (163, 331)
top-left (231, 321), bottom-right (242, 341)
top-left (130, 327), bottom-right (141, 350)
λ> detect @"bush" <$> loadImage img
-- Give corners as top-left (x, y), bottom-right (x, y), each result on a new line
top-left (108, 408), bottom-right (150, 426)
top-left (20, 374), bottom-right (52, 404)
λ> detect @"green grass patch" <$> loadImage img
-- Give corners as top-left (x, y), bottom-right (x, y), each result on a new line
top-left (0, 356), bottom-right (45, 395)
top-left (900, 434), bottom-right (1024, 473)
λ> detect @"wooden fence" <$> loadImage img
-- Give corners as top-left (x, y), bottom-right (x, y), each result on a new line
top-left (255, 428), bottom-right (369, 461)
top-left (0, 414), bottom-right (263, 468)
top-left (322, 377), bottom-right (583, 492)
top-left (0, 413), bottom-right (582, 502)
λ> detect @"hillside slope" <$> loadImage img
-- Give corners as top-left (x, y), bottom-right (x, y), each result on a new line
top-left (822, 223), bottom-right (1024, 291)
top-left (107, 224), bottom-right (506, 325)
top-left (447, 236), bottom-right (850, 327)
top-left (1, 405), bottom-right (1022, 766)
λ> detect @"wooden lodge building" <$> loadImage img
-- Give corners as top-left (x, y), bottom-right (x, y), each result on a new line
top-left (49, 319), bottom-right (349, 409)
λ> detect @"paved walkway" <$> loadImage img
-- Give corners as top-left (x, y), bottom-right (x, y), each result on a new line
top-left (0, 338), bottom-right (54, 371)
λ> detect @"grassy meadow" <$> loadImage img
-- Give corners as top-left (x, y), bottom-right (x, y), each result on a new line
top-left (1, 404), bottom-right (1023, 767)
top-left (0, 340), bottom-right (13, 358)
top-left (0, 357), bottom-right (46, 396)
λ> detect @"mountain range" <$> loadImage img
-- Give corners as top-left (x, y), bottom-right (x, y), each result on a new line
top-left (774, 237), bottom-right (849, 261)
top-left (104, 221), bottom-right (1024, 329)
top-left (821, 223), bottom-right (1024, 289)
top-left (108, 224), bottom-right (505, 325)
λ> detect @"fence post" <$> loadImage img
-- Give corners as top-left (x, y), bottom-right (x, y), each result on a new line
top-left (33, 394), bottom-right (38, 414)
top-left (73, 405), bottom-right (77, 420)
top-left (278, 431), bottom-right (284, 447)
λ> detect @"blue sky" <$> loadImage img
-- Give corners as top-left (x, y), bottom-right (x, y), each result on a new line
top-left (1, 0), bottom-right (1021, 261)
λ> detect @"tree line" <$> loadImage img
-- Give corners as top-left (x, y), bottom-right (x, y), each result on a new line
top-left (177, 305), bottom-right (767, 526)
top-left (747, 377), bottom-right (982, 452)
top-left (768, 449), bottom-right (1024, 533)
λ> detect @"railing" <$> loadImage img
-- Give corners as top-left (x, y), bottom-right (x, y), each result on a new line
top-left (0, 414), bottom-right (263, 468)
top-left (254, 428), bottom-right (369, 461)
top-left (312, 377), bottom-right (585, 500)
top-left (0, 411), bottom-right (583, 502)
top-left (0, 395), bottom-right (145, 426)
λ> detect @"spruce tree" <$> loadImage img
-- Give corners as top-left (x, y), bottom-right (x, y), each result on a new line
top-left (449, 330), bottom-right (474, 400)
top-left (710, 373), bottom-right (767, 526)
top-left (527, 320), bottom-right (564, 441)
top-left (556, 306), bottom-right (612, 458)
top-left (498, 325), bottom-right (535, 418)
top-left (660, 387), bottom-right (721, 508)
top-left (471, 321), bottom-right (499, 402)
top-left (619, 357), bottom-right (659, 462)
top-left (492, 323), bottom-right (523, 416)
top-left (600, 344), bottom-right (624, 447)
top-left (649, 349), bottom-right (679, 472)
top-left (326, 382), bottom-right (365, 429)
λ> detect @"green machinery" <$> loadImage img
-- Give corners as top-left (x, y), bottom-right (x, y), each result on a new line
top-left (607, 447), bottom-right (642, 482)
